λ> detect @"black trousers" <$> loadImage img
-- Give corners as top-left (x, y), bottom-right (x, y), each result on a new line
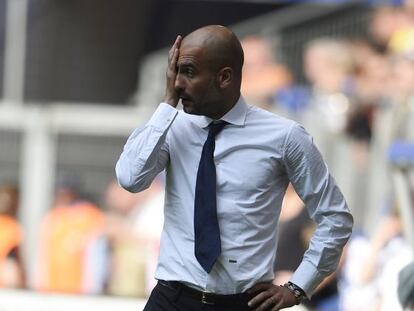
top-left (143, 281), bottom-right (253, 311)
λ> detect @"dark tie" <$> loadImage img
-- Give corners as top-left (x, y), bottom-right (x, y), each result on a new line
top-left (194, 121), bottom-right (227, 273)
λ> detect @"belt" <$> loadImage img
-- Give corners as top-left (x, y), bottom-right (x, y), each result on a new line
top-left (158, 280), bottom-right (251, 306)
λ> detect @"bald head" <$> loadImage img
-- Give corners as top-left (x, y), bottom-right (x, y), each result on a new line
top-left (173, 25), bottom-right (244, 118)
top-left (182, 25), bottom-right (244, 86)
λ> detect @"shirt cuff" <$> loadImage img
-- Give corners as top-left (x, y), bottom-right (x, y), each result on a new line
top-left (147, 103), bottom-right (179, 130)
top-left (290, 260), bottom-right (324, 299)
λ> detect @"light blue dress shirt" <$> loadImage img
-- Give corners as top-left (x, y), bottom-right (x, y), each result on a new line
top-left (115, 96), bottom-right (353, 297)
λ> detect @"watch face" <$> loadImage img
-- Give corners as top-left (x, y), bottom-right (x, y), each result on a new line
top-left (294, 289), bottom-right (303, 300)
top-left (285, 282), bottom-right (305, 303)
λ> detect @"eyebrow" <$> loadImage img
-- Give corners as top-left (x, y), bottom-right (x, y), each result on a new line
top-left (177, 63), bottom-right (199, 73)
top-left (178, 61), bottom-right (196, 68)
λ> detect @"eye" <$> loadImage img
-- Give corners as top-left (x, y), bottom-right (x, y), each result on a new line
top-left (179, 65), bottom-right (196, 78)
top-left (184, 68), bottom-right (195, 78)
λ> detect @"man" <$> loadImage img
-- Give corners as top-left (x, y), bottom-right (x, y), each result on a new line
top-left (116, 25), bottom-right (353, 311)
top-left (0, 184), bottom-right (25, 288)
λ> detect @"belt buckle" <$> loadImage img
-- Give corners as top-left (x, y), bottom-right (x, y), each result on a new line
top-left (201, 292), bottom-right (215, 305)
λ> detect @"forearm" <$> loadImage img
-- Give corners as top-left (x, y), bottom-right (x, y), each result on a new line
top-left (290, 176), bottom-right (353, 297)
top-left (116, 103), bottom-right (178, 192)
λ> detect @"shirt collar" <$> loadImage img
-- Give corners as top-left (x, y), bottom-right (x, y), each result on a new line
top-left (185, 96), bottom-right (248, 129)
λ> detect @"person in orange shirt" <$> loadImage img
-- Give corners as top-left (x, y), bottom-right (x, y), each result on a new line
top-left (0, 184), bottom-right (25, 288)
top-left (36, 178), bottom-right (107, 294)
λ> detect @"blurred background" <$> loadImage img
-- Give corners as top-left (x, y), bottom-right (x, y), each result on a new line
top-left (0, 0), bottom-right (414, 310)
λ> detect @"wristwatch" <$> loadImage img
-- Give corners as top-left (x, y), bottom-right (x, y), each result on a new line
top-left (282, 281), bottom-right (306, 305)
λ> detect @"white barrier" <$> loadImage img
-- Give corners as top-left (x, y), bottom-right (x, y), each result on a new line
top-left (0, 289), bottom-right (147, 311)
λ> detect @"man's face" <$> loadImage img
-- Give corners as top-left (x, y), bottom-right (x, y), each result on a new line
top-left (175, 43), bottom-right (222, 118)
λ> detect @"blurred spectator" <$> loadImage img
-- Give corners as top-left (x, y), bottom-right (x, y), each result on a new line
top-left (302, 37), bottom-right (355, 137)
top-left (132, 176), bottom-right (164, 295)
top-left (346, 40), bottom-right (389, 145)
top-left (241, 35), bottom-right (293, 111)
top-left (361, 213), bottom-right (412, 311)
top-left (300, 37), bottom-right (373, 229)
top-left (0, 184), bottom-right (25, 288)
top-left (349, 39), bottom-right (390, 105)
top-left (105, 176), bottom-right (164, 298)
top-left (368, 4), bottom-right (414, 143)
top-left (388, 55), bottom-right (414, 107)
top-left (35, 176), bottom-right (107, 294)
top-left (104, 179), bottom-right (146, 297)
top-left (389, 26), bottom-right (414, 59)
top-left (366, 14), bottom-right (414, 232)
top-left (370, 6), bottom-right (414, 50)
top-left (240, 35), bottom-right (312, 120)
top-left (340, 211), bottom-right (413, 311)
top-left (405, 0), bottom-right (414, 11)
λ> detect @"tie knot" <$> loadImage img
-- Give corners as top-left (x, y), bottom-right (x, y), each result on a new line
top-left (208, 121), bottom-right (227, 138)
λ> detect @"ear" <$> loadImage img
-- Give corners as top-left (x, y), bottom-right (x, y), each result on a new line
top-left (217, 67), bottom-right (233, 89)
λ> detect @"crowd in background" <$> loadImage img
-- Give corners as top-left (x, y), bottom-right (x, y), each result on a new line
top-left (241, 4), bottom-right (414, 310)
top-left (1, 4), bottom-right (414, 311)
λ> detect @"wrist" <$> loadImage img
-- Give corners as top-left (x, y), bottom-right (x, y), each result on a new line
top-left (163, 91), bottom-right (179, 107)
top-left (282, 281), bottom-right (306, 305)
top-left (163, 99), bottom-right (178, 108)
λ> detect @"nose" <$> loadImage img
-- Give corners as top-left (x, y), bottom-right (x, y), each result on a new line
top-left (175, 73), bottom-right (185, 93)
